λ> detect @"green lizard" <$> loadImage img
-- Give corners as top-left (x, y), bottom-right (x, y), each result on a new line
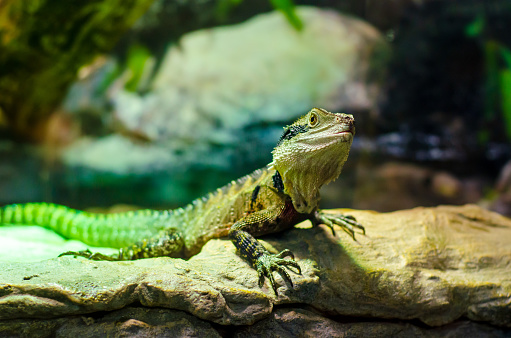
top-left (0, 108), bottom-right (364, 293)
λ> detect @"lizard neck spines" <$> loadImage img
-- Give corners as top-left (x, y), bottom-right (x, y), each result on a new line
top-left (272, 170), bottom-right (285, 193)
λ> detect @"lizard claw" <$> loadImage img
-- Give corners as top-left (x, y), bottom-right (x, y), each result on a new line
top-left (313, 211), bottom-right (365, 240)
top-left (59, 249), bottom-right (119, 261)
top-left (255, 249), bottom-right (301, 294)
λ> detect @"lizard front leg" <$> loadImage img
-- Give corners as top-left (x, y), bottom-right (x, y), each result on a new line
top-left (311, 210), bottom-right (365, 239)
top-left (59, 229), bottom-right (184, 260)
top-left (228, 206), bottom-right (301, 294)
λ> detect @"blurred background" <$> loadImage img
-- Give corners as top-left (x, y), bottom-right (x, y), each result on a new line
top-left (1, 0), bottom-right (510, 216)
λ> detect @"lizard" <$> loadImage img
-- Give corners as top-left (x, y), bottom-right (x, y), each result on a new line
top-left (0, 108), bottom-right (364, 293)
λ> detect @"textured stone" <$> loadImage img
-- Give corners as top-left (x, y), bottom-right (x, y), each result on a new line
top-left (2, 307), bottom-right (508, 337)
top-left (233, 308), bottom-right (510, 337)
top-left (0, 205), bottom-right (510, 329)
top-left (303, 204), bottom-right (511, 327)
top-left (0, 307), bottom-right (220, 337)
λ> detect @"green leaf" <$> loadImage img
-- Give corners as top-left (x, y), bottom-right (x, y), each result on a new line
top-left (125, 44), bottom-right (151, 92)
top-left (483, 41), bottom-right (499, 120)
top-left (465, 15), bottom-right (485, 37)
top-left (98, 61), bottom-right (121, 95)
top-left (500, 69), bottom-right (511, 140)
top-left (500, 45), bottom-right (511, 69)
top-left (270, 0), bottom-right (303, 31)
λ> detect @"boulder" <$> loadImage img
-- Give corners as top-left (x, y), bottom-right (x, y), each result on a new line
top-left (1, 307), bottom-right (508, 337)
top-left (112, 6), bottom-right (383, 143)
top-left (0, 204), bottom-right (510, 335)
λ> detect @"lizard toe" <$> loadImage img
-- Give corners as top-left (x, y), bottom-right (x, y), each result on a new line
top-left (255, 251), bottom-right (301, 294)
top-left (59, 249), bottom-right (118, 261)
top-left (275, 249), bottom-right (294, 260)
top-left (315, 212), bottom-right (365, 239)
top-left (331, 215), bottom-right (365, 238)
top-left (58, 249), bottom-right (91, 258)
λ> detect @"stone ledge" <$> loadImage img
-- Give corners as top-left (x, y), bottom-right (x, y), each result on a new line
top-left (0, 204), bottom-right (509, 331)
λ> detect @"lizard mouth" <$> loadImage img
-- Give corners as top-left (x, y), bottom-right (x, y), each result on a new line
top-left (338, 125), bottom-right (355, 135)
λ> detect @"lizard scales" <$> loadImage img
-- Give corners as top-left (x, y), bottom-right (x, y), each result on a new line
top-left (1, 108), bottom-right (364, 293)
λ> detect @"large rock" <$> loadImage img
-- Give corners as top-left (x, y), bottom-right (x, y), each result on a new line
top-left (0, 307), bottom-right (221, 337)
top-left (1, 307), bottom-right (508, 337)
top-left (112, 6), bottom-right (383, 143)
top-left (234, 308), bottom-right (510, 337)
top-left (0, 204), bottom-right (510, 335)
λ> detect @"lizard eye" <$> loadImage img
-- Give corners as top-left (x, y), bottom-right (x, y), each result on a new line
top-left (308, 112), bottom-right (319, 127)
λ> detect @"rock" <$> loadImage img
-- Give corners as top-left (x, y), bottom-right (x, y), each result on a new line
top-left (352, 162), bottom-right (485, 212)
top-left (308, 204), bottom-right (511, 327)
top-left (112, 6), bottom-right (383, 143)
top-left (62, 135), bottom-right (177, 175)
top-left (0, 307), bottom-right (221, 337)
top-left (2, 307), bottom-right (508, 337)
top-left (0, 204), bottom-right (510, 334)
top-left (490, 160), bottom-right (511, 217)
top-left (58, 134), bottom-right (248, 207)
top-left (431, 171), bottom-right (462, 198)
top-left (233, 308), bottom-right (510, 337)
top-left (0, 226), bottom-right (116, 262)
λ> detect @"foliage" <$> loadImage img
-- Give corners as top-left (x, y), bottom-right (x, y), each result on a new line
top-left (269, 0), bottom-right (303, 31)
top-left (217, 0), bottom-right (302, 31)
top-left (124, 44), bottom-right (152, 92)
top-left (0, 0), bottom-right (154, 138)
top-left (466, 15), bottom-right (511, 142)
top-left (500, 50), bottom-right (511, 140)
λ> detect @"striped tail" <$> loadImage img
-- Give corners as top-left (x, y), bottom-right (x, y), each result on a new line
top-left (0, 203), bottom-right (172, 248)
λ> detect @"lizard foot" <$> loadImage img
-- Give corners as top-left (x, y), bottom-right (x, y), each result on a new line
top-left (255, 249), bottom-right (301, 294)
top-left (58, 249), bottom-right (119, 261)
top-left (313, 211), bottom-right (365, 240)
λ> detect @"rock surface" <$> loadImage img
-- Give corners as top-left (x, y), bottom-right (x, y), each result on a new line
top-left (234, 308), bottom-right (510, 337)
top-left (0, 307), bottom-right (221, 337)
top-left (1, 307), bottom-right (508, 337)
top-left (0, 204), bottom-right (510, 335)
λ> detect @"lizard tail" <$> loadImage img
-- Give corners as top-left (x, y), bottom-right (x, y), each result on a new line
top-left (0, 203), bottom-right (171, 248)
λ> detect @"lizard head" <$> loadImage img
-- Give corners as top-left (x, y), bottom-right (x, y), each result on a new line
top-left (271, 108), bottom-right (355, 214)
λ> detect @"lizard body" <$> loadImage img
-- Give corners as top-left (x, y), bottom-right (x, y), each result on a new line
top-left (0, 108), bottom-right (364, 293)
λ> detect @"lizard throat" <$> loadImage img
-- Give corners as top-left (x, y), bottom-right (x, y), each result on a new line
top-left (273, 139), bottom-right (352, 214)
